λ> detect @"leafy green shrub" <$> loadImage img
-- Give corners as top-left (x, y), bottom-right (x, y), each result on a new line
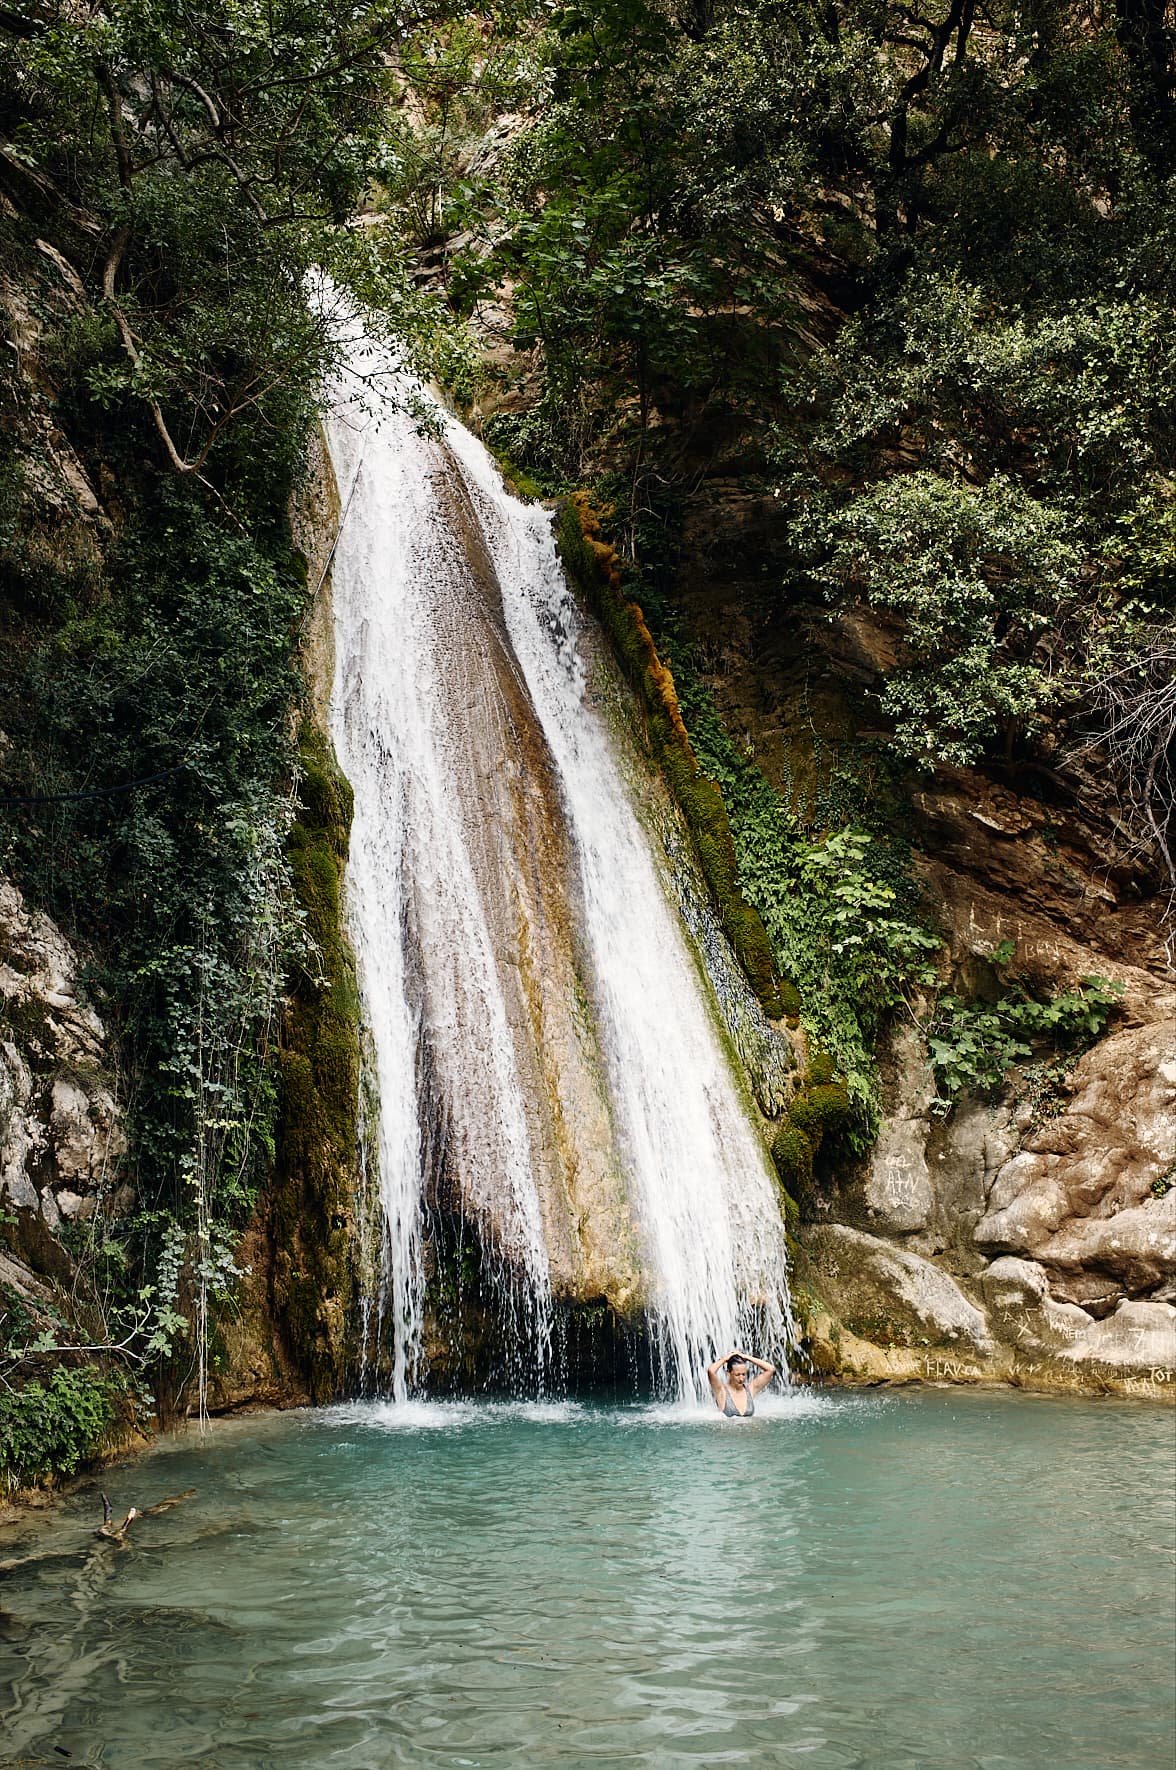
top-left (791, 280), bottom-right (1176, 773)
top-left (0, 1366), bottom-right (118, 1490)
top-left (929, 973), bottom-right (1124, 1099)
top-left (0, 467), bottom-right (310, 1403)
top-left (662, 638), bottom-right (939, 1125)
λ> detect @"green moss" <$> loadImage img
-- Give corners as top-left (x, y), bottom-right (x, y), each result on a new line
top-left (779, 1186), bottom-right (800, 1236)
top-left (771, 1059), bottom-right (850, 1204)
top-left (488, 446), bottom-right (545, 502)
top-left (272, 724), bottom-right (361, 1400)
top-left (788, 1081), bottom-right (850, 1139)
top-left (808, 1050), bottom-right (837, 1086)
top-left (771, 1123), bottom-right (814, 1195)
top-left (294, 746), bottom-right (354, 857)
top-left (274, 1051), bottom-right (316, 1180)
top-left (557, 496), bottom-right (783, 1019)
top-left (777, 979), bottom-right (802, 1020)
top-left (727, 902), bottom-right (781, 1009)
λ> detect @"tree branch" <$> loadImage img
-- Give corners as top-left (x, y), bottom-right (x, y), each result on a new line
top-left (95, 60), bottom-right (134, 190)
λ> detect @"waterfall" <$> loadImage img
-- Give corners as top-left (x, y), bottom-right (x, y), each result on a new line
top-left (325, 338), bottom-right (795, 1402)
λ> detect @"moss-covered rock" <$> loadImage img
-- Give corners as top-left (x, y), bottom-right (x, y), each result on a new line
top-left (776, 978), bottom-right (802, 1021)
top-left (771, 1121), bottom-right (814, 1194)
top-left (271, 724), bottom-right (361, 1400)
top-left (789, 1082), bottom-right (850, 1139)
top-left (557, 494), bottom-right (783, 1019)
top-left (771, 1057), bottom-right (850, 1201)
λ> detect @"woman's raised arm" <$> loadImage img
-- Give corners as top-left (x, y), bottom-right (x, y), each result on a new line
top-left (707, 1350), bottom-right (737, 1397)
top-left (747, 1355), bottom-right (777, 1395)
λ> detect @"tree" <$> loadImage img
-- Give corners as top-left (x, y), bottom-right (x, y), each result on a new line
top-left (0, 0), bottom-right (445, 500)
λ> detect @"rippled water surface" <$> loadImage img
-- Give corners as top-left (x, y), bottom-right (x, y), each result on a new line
top-left (1, 1389), bottom-right (1172, 1769)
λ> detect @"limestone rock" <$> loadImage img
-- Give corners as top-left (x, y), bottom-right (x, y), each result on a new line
top-left (0, 876), bottom-right (125, 1237)
top-left (0, 1246), bottom-right (53, 1303)
top-left (810, 1312), bottom-right (927, 1385)
top-left (0, 879), bottom-right (105, 1055)
top-left (50, 1074), bottom-right (124, 1185)
top-left (914, 810), bottom-right (1166, 979)
top-left (982, 1257), bottom-right (1176, 1374)
top-left (54, 1188), bottom-right (94, 1222)
top-left (864, 1115), bottom-right (935, 1233)
top-left (860, 1025), bottom-right (935, 1233)
top-left (804, 1223), bottom-right (994, 1354)
top-left (979, 1256), bottom-right (1100, 1354)
top-left (1033, 1199), bottom-right (1176, 1294)
top-left (1055, 1300), bottom-right (1176, 1374)
top-left (922, 1099), bottom-right (1020, 1267)
top-left (974, 1018), bottom-right (1176, 1306)
top-left (853, 1028), bottom-right (1019, 1262)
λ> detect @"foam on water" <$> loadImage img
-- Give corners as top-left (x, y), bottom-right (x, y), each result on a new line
top-left (626, 1388), bottom-right (855, 1427)
top-left (318, 1391), bottom-right (848, 1437)
top-left (324, 1398), bottom-right (590, 1433)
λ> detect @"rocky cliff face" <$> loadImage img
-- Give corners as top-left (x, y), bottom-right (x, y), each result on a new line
top-left (423, 255), bottom-right (1176, 1399)
top-left (2, 213), bottom-right (1169, 1421)
top-left (664, 485), bottom-right (1175, 1401)
top-left (0, 869), bottom-right (311, 1434)
top-left (801, 1010), bottom-right (1175, 1399)
top-left (0, 876), bottom-right (127, 1300)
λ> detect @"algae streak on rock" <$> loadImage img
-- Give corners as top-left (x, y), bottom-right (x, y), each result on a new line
top-left (323, 337), bottom-right (796, 1401)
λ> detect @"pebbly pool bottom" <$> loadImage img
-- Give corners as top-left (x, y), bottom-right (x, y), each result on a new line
top-left (1, 1387), bottom-right (1172, 1770)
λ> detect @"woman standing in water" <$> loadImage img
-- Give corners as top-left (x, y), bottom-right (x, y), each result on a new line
top-left (707, 1349), bottom-right (776, 1417)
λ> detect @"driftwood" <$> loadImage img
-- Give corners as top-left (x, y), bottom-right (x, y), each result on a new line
top-left (96, 1488), bottom-right (195, 1544)
top-left (96, 1493), bottom-right (138, 1543)
top-left (0, 1488), bottom-right (196, 1573)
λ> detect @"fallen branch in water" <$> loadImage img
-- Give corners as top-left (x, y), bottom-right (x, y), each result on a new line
top-left (0, 1488), bottom-right (194, 1575)
top-left (97, 1493), bottom-right (137, 1542)
top-left (96, 1487), bottom-right (196, 1544)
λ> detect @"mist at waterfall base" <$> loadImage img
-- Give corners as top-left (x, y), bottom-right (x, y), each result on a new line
top-left (3, 1390), bottom-right (1173, 1770)
top-left (325, 336), bottom-right (794, 1403)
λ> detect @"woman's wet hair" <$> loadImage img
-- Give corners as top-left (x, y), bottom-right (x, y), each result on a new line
top-left (725, 1355), bottom-right (749, 1375)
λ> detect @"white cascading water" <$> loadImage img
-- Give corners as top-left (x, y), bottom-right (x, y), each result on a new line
top-left (325, 333), bottom-right (795, 1402)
